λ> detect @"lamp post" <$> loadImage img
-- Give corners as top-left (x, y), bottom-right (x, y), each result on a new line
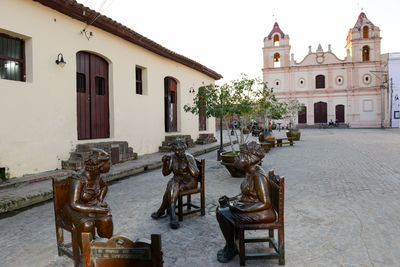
top-left (217, 116), bottom-right (224, 161)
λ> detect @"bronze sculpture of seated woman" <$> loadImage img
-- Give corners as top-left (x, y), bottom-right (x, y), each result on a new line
top-left (62, 148), bottom-right (113, 249)
top-left (216, 141), bottom-right (276, 263)
top-left (151, 138), bottom-right (199, 229)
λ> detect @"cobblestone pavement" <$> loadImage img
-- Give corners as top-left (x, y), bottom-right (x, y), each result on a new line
top-left (1, 129), bottom-right (400, 267)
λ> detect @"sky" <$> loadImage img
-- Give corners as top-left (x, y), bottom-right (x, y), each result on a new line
top-left (77, 0), bottom-right (400, 85)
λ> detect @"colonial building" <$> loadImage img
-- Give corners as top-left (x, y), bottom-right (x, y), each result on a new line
top-left (0, 0), bottom-right (221, 178)
top-left (262, 13), bottom-right (389, 128)
top-left (388, 53), bottom-right (400, 128)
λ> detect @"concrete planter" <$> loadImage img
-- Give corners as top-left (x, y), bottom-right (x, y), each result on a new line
top-left (221, 151), bottom-right (246, 178)
top-left (286, 130), bottom-right (301, 141)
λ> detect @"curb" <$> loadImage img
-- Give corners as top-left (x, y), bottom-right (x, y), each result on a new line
top-left (0, 141), bottom-right (233, 215)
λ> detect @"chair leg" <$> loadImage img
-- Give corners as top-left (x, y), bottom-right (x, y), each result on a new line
top-left (187, 195), bottom-right (191, 210)
top-left (269, 229), bottom-right (274, 248)
top-left (56, 226), bottom-right (64, 256)
top-left (71, 228), bottom-right (81, 267)
top-left (178, 195), bottom-right (183, 222)
top-left (239, 229), bottom-right (245, 266)
top-left (200, 190), bottom-right (205, 216)
top-left (278, 228), bottom-right (285, 265)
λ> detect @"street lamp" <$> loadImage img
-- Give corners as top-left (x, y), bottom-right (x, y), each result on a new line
top-left (217, 116), bottom-right (224, 161)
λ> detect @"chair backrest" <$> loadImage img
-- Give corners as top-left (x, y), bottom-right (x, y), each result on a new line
top-left (195, 159), bottom-right (205, 187)
top-left (82, 232), bottom-right (163, 267)
top-left (52, 175), bottom-right (71, 223)
top-left (267, 170), bottom-right (284, 224)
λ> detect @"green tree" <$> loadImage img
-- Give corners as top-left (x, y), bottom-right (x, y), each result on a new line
top-left (283, 97), bottom-right (304, 130)
top-left (254, 80), bottom-right (286, 136)
top-left (184, 74), bottom-right (259, 151)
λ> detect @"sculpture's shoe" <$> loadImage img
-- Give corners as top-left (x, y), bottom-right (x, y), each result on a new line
top-left (217, 247), bottom-right (238, 263)
top-left (151, 211), bottom-right (167, 219)
top-left (170, 219), bottom-right (180, 229)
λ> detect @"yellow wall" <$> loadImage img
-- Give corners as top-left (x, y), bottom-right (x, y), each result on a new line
top-left (0, 0), bottom-right (216, 178)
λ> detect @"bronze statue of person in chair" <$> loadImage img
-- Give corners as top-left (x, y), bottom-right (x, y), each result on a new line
top-left (62, 148), bottom-right (114, 250)
top-left (151, 138), bottom-right (199, 229)
top-left (216, 141), bottom-right (276, 263)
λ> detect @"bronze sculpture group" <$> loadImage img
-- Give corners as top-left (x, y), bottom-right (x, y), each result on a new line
top-left (151, 138), bottom-right (199, 229)
top-left (55, 138), bottom-right (282, 266)
top-left (216, 141), bottom-right (276, 263)
top-left (64, 148), bottom-right (114, 244)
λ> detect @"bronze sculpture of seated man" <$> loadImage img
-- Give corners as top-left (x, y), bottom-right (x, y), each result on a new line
top-left (62, 148), bottom-right (113, 249)
top-left (216, 141), bottom-right (276, 263)
top-left (151, 138), bottom-right (199, 229)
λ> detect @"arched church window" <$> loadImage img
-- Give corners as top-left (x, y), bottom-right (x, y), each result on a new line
top-left (273, 53), bottom-right (280, 67)
top-left (315, 75), bottom-right (325, 89)
top-left (273, 35), bottom-right (280, 46)
top-left (363, 26), bottom-right (369, 38)
top-left (362, 46), bottom-right (370, 61)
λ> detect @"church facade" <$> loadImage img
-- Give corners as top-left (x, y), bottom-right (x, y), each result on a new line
top-left (262, 13), bottom-right (389, 128)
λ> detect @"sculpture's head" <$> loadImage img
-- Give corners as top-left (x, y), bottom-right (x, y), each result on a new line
top-left (235, 141), bottom-right (264, 169)
top-left (170, 138), bottom-right (187, 158)
top-left (85, 148), bottom-right (111, 173)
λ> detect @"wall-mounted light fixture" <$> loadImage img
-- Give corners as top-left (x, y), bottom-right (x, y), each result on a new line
top-left (189, 86), bottom-right (195, 93)
top-left (55, 53), bottom-right (66, 67)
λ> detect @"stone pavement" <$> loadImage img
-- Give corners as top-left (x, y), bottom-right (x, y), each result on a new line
top-left (1, 129), bottom-right (400, 266)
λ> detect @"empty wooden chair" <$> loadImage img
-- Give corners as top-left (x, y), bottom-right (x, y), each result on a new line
top-left (176, 159), bottom-right (205, 222)
top-left (235, 170), bottom-right (285, 265)
top-left (52, 176), bottom-right (80, 266)
top-left (81, 232), bottom-right (163, 267)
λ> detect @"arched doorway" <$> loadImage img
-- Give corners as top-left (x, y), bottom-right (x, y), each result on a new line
top-left (164, 77), bottom-right (177, 132)
top-left (298, 106), bottom-right (307, 124)
top-left (335, 105), bottom-right (345, 123)
top-left (76, 51), bottom-right (109, 140)
top-left (314, 102), bottom-right (327, 123)
top-left (198, 87), bottom-right (206, 131)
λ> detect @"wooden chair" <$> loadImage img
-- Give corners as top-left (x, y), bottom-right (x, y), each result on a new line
top-left (52, 176), bottom-right (80, 267)
top-left (81, 232), bottom-right (163, 267)
top-left (176, 159), bottom-right (205, 222)
top-left (235, 170), bottom-right (285, 265)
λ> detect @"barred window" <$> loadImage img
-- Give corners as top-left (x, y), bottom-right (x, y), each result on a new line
top-left (0, 34), bottom-right (25, 81)
top-left (136, 67), bottom-right (142, 94)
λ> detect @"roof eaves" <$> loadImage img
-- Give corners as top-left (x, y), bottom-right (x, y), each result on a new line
top-left (32, 0), bottom-right (223, 80)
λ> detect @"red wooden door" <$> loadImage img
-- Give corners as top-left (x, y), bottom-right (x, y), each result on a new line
top-left (164, 77), bottom-right (177, 132)
top-left (335, 105), bottom-right (345, 123)
top-left (298, 106), bottom-right (307, 124)
top-left (199, 87), bottom-right (206, 130)
top-left (314, 102), bottom-right (327, 123)
top-left (76, 52), bottom-right (109, 140)
top-left (199, 113), bottom-right (206, 130)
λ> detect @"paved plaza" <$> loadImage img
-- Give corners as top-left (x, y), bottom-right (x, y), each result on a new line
top-left (1, 129), bottom-right (400, 267)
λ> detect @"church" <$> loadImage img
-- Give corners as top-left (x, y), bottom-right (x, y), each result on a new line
top-left (262, 12), bottom-right (389, 128)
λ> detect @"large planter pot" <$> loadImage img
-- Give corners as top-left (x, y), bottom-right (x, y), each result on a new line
top-left (286, 130), bottom-right (301, 141)
top-left (265, 135), bottom-right (275, 147)
top-left (260, 142), bottom-right (272, 153)
top-left (221, 151), bottom-right (246, 178)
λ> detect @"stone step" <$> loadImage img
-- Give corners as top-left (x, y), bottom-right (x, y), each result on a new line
top-left (62, 141), bottom-right (137, 171)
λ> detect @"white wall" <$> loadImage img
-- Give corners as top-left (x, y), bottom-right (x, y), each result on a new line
top-left (0, 0), bottom-right (216, 178)
top-left (388, 53), bottom-right (400, 127)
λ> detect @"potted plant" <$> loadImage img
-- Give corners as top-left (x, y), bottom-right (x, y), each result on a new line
top-left (184, 74), bottom-right (258, 177)
top-left (283, 98), bottom-right (304, 141)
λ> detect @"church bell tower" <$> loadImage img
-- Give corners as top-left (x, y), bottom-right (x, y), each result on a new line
top-left (345, 12), bottom-right (381, 63)
top-left (263, 22), bottom-right (291, 69)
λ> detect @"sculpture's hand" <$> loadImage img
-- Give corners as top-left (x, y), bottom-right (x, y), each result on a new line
top-left (96, 204), bottom-right (109, 214)
top-left (162, 155), bottom-right (171, 163)
top-left (218, 195), bottom-right (229, 207)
